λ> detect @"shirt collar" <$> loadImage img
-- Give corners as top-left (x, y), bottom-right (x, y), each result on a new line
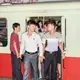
top-left (26, 32), bottom-right (35, 37)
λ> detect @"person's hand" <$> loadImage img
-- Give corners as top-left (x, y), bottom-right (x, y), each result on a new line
top-left (16, 54), bottom-right (20, 59)
top-left (39, 56), bottom-right (45, 63)
top-left (62, 53), bottom-right (65, 59)
top-left (19, 54), bottom-right (22, 58)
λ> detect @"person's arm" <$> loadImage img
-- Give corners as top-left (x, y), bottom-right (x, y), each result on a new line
top-left (58, 33), bottom-right (65, 59)
top-left (42, 38), bottom-right (46, 57)
top-left (39, 34), bottom-right (47, 62)
top-left (58, 41), bottom-right (65, 59)
top-left (37, 35), bottom-right (43, 56)
top-left (42, 43), bottom-right (46, 56)
top-left (20, 34), bottom-right (25, 56)
top-left (13, 41), bottom-right (19, 58)
top-left (42, 33), bottom-right (47, 56)
top-left (37, 35), bottom-right (45, 62)
top-left (12, 35), bottom-right (19, 58)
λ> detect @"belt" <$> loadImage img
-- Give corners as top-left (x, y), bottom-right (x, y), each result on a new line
top-left (25, 50), bottom-right (38, 55)
top-left (45, 50), bottom-right (57, 54)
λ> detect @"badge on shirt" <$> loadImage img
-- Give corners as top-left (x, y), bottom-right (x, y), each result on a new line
top-left (33, 38), bottom-right (35, 40)
top-left (56, 37), bottom-right (58, 39)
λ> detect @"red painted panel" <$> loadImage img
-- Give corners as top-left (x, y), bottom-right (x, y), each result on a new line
top-left (0, 54), bottom-right (12, 77)
top-left (63, 57), bottom-right (80, 80)
top-left (0, 53), bottom-right (30, 80)
top-left (0, 54), bottom-right (80, 80)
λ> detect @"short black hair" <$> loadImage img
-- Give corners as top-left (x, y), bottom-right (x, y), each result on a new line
top-left (44, 21), bottom-right (48, 26)
top-left (27, 19), bottom-right (36, 25)
top-left (12, 23), bottom-right (20, 30)
top-left (47, 19), bottom-right (56, 27)
top-left (37, 20), bottom-right (43, 23)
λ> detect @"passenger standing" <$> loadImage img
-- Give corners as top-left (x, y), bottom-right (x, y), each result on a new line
top-left (10, 23), bottom-right (23, 80)
top-left (38, 21), bottom-right (48, 80)
top-left (20, 20), bottom-right (44, 80)
top-left (37, 20), bottom-right (44, 38)
top-left (42, 19), bottom-right (65, 80)
top-left (55, 21), bottom-right (62, 79)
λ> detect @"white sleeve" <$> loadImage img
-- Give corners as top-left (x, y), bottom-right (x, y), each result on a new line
top-left (20, 34), bottom-right (25, 55)
top-left (37, 35), bottom-right (43, 56)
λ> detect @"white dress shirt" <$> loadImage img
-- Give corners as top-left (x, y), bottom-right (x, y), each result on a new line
top-left (20, 32), bottom-right (43, 56)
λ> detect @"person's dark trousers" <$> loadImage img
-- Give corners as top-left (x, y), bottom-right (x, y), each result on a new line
top-left (41, 62), bottom-right (45, 79)
top-left (44, 51), bottom-right (57, 80)
top-left (11, 52), bottom-right (23, 80)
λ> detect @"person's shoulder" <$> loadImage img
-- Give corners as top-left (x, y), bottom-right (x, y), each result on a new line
top-left (44, 32), bottom-right (49, 35)
top-left (11, 32), bottom-right (15, 35)
top-left (11, 32), bottom-right (17, 37)
top-left (10, 33), bottom-right (13, 38)
top-left (43, 32), bottom-right (49, 36)
top-left (55, 32), bottom-right (62, 40)
top-left (10, 32), bottom-right (13, 36)
top-left (55, 32), bottom-right (61, 34)
top-left (33, 32), bottom-right (40, 37)
top-left (20, 32), bottom-right (27, 39)
top-left (33, 32), bottom-right (39, 35)
top-left (41, 32), bottom-right (49, 39)
top-left (55, 32), bottom-right (61, 36)
top-left (22, 32), bottom-right (27, 36)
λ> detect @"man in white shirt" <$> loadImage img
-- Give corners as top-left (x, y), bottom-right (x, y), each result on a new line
top-left (20, 20), bottom-right (44, 80)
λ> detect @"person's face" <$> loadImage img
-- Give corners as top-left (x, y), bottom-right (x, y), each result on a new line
top-left (28, 24), bottom-right (36, 32)
top-left (47, 24), bottom-right (55, 31)
top-left (15, 26), bottom-right (20, 32)
top-left (44, 24), bottom-right (48, 32)
top-left (39, 22), bottom-right (42, 27)
top-left (58, 22), bottom-right (61, 26)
